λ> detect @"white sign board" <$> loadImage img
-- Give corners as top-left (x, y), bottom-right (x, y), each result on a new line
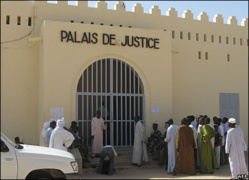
top-left (152, 106), bottom-right (159, 112)
top-left (51, 107), bottom-right (57, 116)
top-left (58, 107), bottom-right (64, 117)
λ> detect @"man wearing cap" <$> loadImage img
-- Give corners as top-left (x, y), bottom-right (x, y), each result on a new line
top-left (226, 118), bottom-right (247, 179)
top-left (49, 118), bottom-right (75, 151)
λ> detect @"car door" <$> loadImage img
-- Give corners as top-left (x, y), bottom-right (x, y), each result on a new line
top-left (1, 138), bottom-right (18, 179)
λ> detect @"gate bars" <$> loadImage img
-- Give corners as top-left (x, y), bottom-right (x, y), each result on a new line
top-left (76, 58), bottom-right (145, 147)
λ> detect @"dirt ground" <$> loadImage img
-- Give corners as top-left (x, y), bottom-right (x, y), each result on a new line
top-left (83, 163), bottom-right (233, 179)
top-left (82, 152), bottom-right (248, 179)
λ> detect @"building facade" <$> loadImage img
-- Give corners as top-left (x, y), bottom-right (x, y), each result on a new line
top-left (1, 1), bottom-right (248, 146)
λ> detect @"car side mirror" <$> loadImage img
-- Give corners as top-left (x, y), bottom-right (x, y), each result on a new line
top-left (1, 140), bottom-right (9, 152)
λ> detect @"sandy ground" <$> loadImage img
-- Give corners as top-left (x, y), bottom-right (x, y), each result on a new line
top-left (83, 163), bottom-right (233, 179)
top-left (82, 152), bottom-right (248, 179)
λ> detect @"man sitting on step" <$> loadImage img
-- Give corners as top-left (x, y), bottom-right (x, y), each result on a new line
top-left (98, 145), bottom-right (118, 175)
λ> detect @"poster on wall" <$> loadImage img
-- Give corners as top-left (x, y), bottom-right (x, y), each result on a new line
top-left (58, 107), bottom-right (64, 117)
top-left (152, 106), bottom-right (159, 112)
top-left (51, 107), bottom-right (57, 116)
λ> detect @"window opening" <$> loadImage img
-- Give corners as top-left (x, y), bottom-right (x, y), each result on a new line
top-left (17, 16), bottom-right (21, 25)
top-left (6, 15), bottom-right (10, 25)
top-left (28, 17), bottom-right (32, 26)
top-left (188, 32), bottom-right (191, 40)
top-left (198, 51), bottom-right (201, 59)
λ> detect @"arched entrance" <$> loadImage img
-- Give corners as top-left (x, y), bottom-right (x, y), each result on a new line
top-left (76, 58), bottom-right (145, 147)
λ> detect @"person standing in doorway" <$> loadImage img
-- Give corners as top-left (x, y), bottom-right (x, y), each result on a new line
top-left (98, 101), bottom-right (109, 120)
top-left (132, 115), bottom-right (148, 167)
top-left (226, 118), bottom-right (248, 179)
top-left (164, 119), bottom-right (178, 174)
top-left (91, 110), bottom-right (106, 157)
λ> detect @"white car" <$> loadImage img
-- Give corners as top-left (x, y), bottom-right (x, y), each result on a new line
top-left (1, 133), bottom-right (80, 179)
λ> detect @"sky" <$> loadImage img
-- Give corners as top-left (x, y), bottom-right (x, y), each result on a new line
top-left (60, 1), bottom-right (248, 25)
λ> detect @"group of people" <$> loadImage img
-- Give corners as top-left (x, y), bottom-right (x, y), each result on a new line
top-left (39, 118), bottom-right (90, 167)
top-left (38, 112), bottom-right (247, 179)
top-left (138, 115), bottom-right (247, 179)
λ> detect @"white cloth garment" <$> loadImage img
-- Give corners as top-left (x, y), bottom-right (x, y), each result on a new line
top-left (132, 121), bottom-right (148, 165)
top-left (218, 125), bottom-right (224, 146)
top-left (39, 121), bottom-right (50, 147)
top-left (164, 124), bottom-right (178, 173)
top-left (197, 124), bottom-right (203, 168)
top-left (214, 146), bottom-right (221, 168)
top-left (104, 145), bottom-right (118, 156)
top-left (189, 124), bottom-right (197, 148)
top-left (49, 119), bottom-right (75, 151)
top-left (208, 124), bottom-right (215, 148)
top-left (222, 122), bottom-right (229, 143)
top-left (226, 127), bottom-right (247, 179)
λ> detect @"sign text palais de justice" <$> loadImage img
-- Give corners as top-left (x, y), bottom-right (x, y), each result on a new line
top-left (61, 30), bottom-right (160, 49)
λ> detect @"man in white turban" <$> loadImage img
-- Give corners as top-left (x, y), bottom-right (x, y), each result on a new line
top-left (39, 121), bottom-right (50, 147)
top-left (226, 118), bottom-right (248, 179)
top-left (49, 118), bottom-right (75, 151)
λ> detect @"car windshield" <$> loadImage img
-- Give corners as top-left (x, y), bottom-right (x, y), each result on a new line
top-left (1, 133), bottom-right (16, 147)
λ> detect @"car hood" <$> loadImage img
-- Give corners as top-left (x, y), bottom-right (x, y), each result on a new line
top-left (16, 144), bottom-right (75, 161)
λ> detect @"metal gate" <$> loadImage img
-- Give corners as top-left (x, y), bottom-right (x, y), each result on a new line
top-left (76, 58), bottom-right (145, 147)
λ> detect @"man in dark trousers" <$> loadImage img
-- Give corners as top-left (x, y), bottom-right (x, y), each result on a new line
top-left (98, 145), bottom-right (117, 175)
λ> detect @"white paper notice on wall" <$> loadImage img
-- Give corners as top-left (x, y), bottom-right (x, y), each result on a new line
top-left (51, 107), bottom-right (57, 116)
top-left (58, 107), bottom-right (64, 117)
top-left (152, 106), bottom-right (159, 112)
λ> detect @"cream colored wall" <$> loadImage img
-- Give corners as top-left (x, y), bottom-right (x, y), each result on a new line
top-left (40, 21), bottom-right (172, 139)
top-left (1, 35), bottom-right (39, 145)
top-left (1, 1), bottom-right (248, 144)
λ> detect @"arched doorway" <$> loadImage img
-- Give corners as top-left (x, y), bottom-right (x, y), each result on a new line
top-left (76, 58), bottom-right (145, 147)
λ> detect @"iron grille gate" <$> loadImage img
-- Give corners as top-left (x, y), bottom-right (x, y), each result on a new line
top-left (76, 58), bottom-right (145, 147)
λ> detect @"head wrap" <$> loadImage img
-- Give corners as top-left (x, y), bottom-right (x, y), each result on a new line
top-left (43, 121), bottom-right (50, 130)
top-left (49, 118), bottom-right (57, 122)
top-left (228, 118), bottom-right (236, 124)
top-left (56, 118), bottom-right (65, 128)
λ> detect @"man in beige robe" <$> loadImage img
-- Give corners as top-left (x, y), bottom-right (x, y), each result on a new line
top-left (91, 110), bottom-right (106, 157)
top-left (132, 115), bottom-right (148, 166)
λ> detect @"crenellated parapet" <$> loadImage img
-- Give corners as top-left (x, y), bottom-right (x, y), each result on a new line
top-left (27, 1), bottom-right (247, 27)
top-left (1, 0), bottom-right (248, 44)
top-left (149, 5), bottom-right (161, 16)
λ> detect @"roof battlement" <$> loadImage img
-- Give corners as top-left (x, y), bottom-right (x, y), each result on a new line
top-left (32, 1), bottom-right (247, 27)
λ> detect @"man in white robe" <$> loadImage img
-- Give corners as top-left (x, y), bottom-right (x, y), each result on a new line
top-left (164, 119), bottom-right (178, 173)
top-left (189, 118), bottom-right (197, 169)
top-left (39, 121), bottom-right (50, 147)
top-left (226, 118), bottom-right (247, 179)
top-left (91, 110), bottom-right (106, 157)
top-left (132, 115), bottom-right (148, 166)
top-left (49, 118), bottom-right (75, 151)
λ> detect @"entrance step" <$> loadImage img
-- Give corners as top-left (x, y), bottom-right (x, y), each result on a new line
top-left (83, 147), bottom-right (164, 174)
